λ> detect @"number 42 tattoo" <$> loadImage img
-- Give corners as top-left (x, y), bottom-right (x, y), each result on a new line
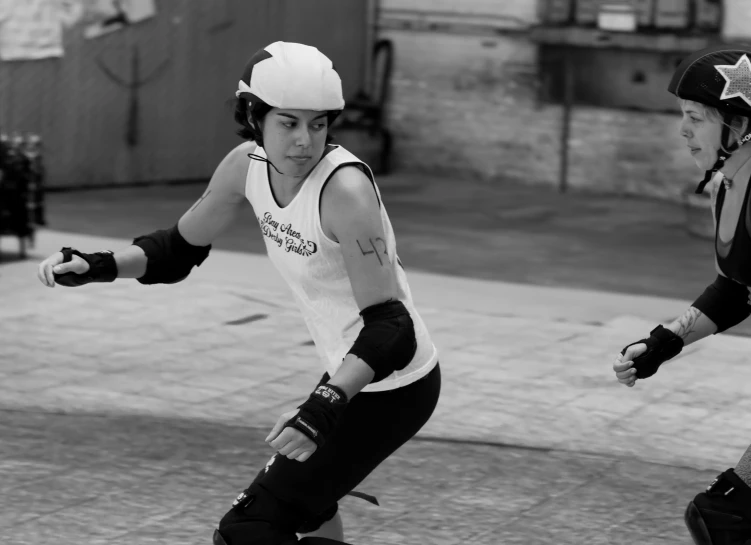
top-left (357, 238), bottom-right (390, 266)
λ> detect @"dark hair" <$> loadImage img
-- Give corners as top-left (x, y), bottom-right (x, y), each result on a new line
top-left (232, 97), bottom-right (340, 147)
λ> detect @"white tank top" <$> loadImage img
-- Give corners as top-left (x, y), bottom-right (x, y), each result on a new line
top-left (244, 145), bottom-right (438, 392)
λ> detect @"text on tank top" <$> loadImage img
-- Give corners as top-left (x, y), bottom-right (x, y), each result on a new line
top-left (243, 144), bottom-right (438, 392)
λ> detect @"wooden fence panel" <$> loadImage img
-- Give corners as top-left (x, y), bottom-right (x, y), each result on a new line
top-left (0, 0), bottom-right (369, 188)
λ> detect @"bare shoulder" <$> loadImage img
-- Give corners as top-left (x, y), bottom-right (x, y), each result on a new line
top-left (212, 141), bottom-right (256, 201)
top-left (321, 165), bottom-right (382, 242)
top-left (323, 165), bottom-right (379, 211)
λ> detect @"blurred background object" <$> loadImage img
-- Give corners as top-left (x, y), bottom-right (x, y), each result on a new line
top-left (0, 2), bottom-right (735, 197)
top-left (0, 0), bottom-right (744, 256)
top-left (379, 0), bottom-right (732, 240)
top-left (0, 0), bottom-right (378, 189)
top-left (0, 131), bottom-right (46, 259)
top-left (332, 37), bottom-right (395, 176)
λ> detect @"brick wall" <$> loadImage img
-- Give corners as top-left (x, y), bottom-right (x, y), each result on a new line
top-left (379, 1), bottom-right (701, 202)
top-left (381, 0), bottom-right (537, 20)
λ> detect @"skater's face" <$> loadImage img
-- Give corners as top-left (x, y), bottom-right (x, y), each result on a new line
top-left (679, 100), bottom-right (724, 171)
top-left (258, 108), bottom-right (329, 180)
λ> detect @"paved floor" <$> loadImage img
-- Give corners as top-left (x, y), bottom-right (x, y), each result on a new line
top-left (1, 174), bottom-right (749, 544)
top-left (25, 171), bottom-right (719, 301)
top-left (1, 409), bottom-right (716, 545)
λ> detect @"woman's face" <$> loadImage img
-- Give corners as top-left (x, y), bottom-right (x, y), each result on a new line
top-left (258, 108), bottom-right (329, 179)
top-left (679, 100), bottom-right (723, 171)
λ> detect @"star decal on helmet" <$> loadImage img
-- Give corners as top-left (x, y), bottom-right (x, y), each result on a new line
top-left (715, 54), bottom-right (751, 107)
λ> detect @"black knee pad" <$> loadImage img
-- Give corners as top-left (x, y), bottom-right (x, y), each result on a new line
top-left (216, 483), bottom-right (306, 545)
top-left (297, 503), bottom-right (338, 535)
top-left (685, 469), bottom-right (751, 545)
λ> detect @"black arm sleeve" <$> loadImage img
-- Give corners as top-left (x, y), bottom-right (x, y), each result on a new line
top-left (692, 274), bottom-right (751, 333)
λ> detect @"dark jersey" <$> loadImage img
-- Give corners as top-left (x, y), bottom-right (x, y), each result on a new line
top-left (715, 178), bottom-right (751, 286)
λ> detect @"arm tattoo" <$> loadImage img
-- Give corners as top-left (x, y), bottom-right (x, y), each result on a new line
top-left (356, 238), bottom-right (390, 266)
top-left (674, 307), bottom-right (702, 340)
top-left (190, 190), bottom-right (212, 212)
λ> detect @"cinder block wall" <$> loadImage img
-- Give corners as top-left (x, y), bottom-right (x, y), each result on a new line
top-left (380, 1), bottom-right (700, 201)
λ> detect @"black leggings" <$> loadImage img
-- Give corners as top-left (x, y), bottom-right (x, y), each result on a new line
top-left (219, 363), bottom-right (441, 540)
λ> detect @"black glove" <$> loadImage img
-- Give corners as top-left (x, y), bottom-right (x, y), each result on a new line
top-left (54, 247), bottom-right (117, 287)
top-left (284, 383), bottom-right (348, 447)
top-left (620, 325), bottom-right (684, 379)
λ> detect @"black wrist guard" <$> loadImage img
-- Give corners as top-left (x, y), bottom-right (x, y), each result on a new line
top-left (284, 384), bottom-right (348, 448)
top-left (621, 325), bottom-right (684, 379)
top-left (53, 247), bottom-right (118, 287)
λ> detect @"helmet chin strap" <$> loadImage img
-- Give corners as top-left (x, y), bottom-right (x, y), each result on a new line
top-left (247, 153), bottom-right (314, 180)
top-left (694, 114), bottom-right (751, 194)
top-left (243, 109), bottom-right (284, 176)
top-left (695, 153), bottom-right (729, 195)
top-left (247, 152), bottom-right (283, 176)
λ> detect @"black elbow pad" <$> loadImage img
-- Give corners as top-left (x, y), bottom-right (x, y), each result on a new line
top-left (132, 224), bottom-right (211, 285)
top-left (348, 300), bottom-right (418, 383)
top-left (692, 274), bottom-right (751, 333)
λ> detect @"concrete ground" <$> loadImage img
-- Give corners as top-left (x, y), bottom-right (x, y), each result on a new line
top-left (1, 173), bottom-right (748, 545)
top-left (23, 171), bottom-right (719, 300)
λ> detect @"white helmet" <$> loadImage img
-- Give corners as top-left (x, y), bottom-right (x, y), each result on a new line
top-left (235, 41), bottom-right (345, 111)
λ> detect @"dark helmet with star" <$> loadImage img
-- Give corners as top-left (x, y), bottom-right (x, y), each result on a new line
top-left (669, 44), bottom-right (751, 194)
top-left (668, 44), bottom-right (751, 117)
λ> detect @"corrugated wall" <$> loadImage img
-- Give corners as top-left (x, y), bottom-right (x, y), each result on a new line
top-left (0, 0), bottom-right (371, 188)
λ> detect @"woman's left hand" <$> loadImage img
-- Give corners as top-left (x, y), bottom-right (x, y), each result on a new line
top-left (265, 408), bottom-right (318, 462)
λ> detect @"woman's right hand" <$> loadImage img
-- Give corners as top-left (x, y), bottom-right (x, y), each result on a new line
top-left (37, 251), bottom-right (90, 288)
top-left (612, 343), bottom-right (648, 387)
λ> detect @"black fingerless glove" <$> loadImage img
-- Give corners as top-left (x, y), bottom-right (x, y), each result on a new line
top-left (620, 325), bottom-right (684, 379)
top-left (284, 384), bottom-right (348, 447)
top-left (54, 247), bottom-right (118, 287)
